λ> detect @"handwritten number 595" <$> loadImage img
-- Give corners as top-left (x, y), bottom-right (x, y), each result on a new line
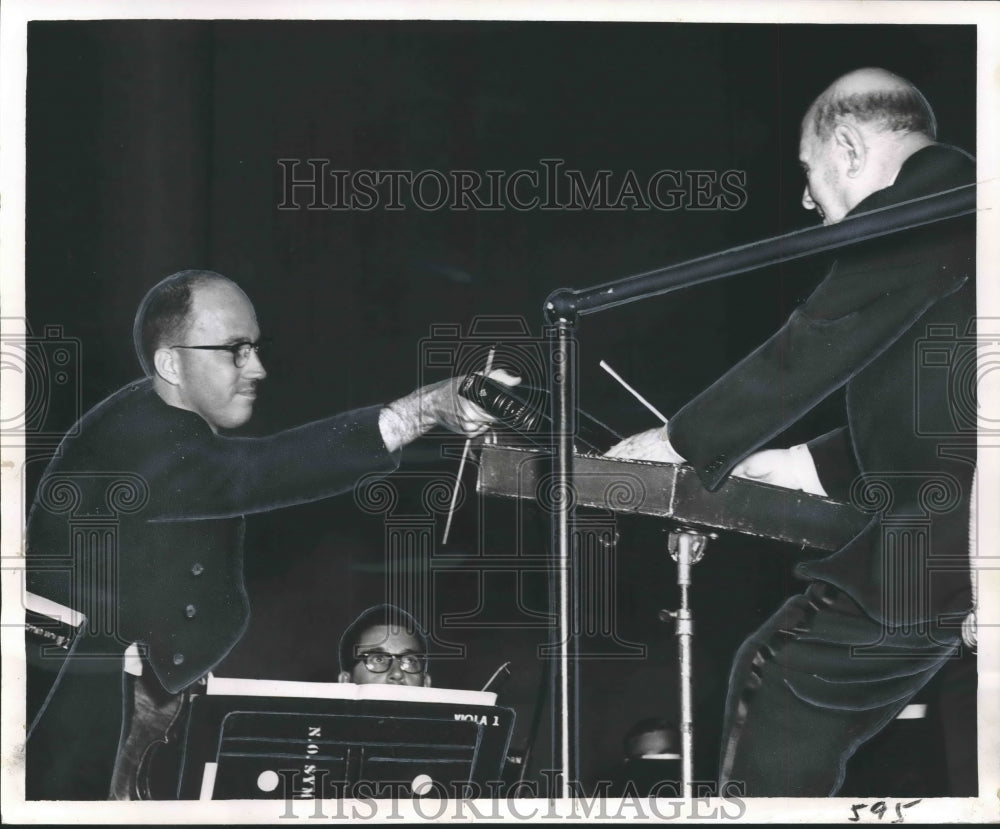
top-left (848, 799), bottom-right (922, 823)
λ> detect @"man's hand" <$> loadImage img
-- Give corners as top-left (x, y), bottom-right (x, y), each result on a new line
top-left (731, 445), bottom-right (827, 496)
top-left (604, 425), bottom-right (685, 464)
top-left (425, 369), bottom-right (521, 437)
top-left (379, 370), bottom-right (520, 452)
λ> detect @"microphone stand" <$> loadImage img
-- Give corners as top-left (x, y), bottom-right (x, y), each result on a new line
top-left (540, 184), bottom-right (975, 800)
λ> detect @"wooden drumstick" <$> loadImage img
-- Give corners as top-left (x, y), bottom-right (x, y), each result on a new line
top-left (600, 360), bottom-right (669, 424)
top-left (442, 347), bottom-right (496, 544)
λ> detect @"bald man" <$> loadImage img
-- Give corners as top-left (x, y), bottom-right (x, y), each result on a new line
top-left (25, 270), bottom-right (512, 799)
top-left (608, 69), bottom-right (976, 795)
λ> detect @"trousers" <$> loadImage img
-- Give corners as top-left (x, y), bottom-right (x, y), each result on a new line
top-left (719, 582), bottom-right (961, 796)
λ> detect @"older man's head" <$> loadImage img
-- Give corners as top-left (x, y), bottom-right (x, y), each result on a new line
top-left (799, 68), bottom-right (936, 224)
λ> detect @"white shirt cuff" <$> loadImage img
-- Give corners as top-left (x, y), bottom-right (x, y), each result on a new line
top-left (378, 404), bottom-right (412, 453)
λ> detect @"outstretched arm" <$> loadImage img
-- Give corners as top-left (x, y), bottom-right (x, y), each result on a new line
top-left (140, 370), bottom-right (519, 521)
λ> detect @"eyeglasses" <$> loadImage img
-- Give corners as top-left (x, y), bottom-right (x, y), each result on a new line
top-left (171, 338), bottom-right (269, 368)
top-left (357, 651), bottom-right (426, 674)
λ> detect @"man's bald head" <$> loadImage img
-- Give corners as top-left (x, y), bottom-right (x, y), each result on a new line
top-left (798, 69), bottom-right (937, 224)
top-left (134, 270), bottom-right (240, 376)
top-left (803, 68), bottom-right (936, 144)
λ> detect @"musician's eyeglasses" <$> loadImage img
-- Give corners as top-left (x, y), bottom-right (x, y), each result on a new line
top-left (170, 338), bottom-right (269, 368)
top-left (357, 651), bottom-right (426, 674)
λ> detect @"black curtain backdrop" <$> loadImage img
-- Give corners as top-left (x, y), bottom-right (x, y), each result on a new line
top-left (25, 20), bottom-right (976, 790)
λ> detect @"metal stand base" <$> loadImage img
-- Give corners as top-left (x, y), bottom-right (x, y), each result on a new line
top-left (660, 527), bottom-right (714, 797)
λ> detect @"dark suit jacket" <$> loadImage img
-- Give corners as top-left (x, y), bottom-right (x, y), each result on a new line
top-left (669, 144), bottom-right (976, 626)
top-left (25, 380), bottom-right (398, 798)
top-left (28, 379), bottom-right (398, 690)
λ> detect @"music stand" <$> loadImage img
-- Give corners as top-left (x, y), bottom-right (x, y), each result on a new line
top-left (24, 591), bottom-right (87, 736)
top-left (176, 677), bottom-right (514, 800)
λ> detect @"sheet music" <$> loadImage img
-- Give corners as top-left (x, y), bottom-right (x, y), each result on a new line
top-left (205, 675), bottom-right (497, 707)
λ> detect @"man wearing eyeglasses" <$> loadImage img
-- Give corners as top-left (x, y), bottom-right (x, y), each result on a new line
top-left (338, 605), bottom-right (431, 688)
top-left (24, 269), bottom-right (507, 800)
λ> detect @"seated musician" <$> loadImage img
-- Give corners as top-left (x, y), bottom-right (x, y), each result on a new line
top-left (606, 68), bottom-right (976, 796)
top-left (619, 718), bottom-right (681, 796)
top-left (24, 269), bottom-right (515, 800)
top-left (338, 604), bottom-right (432, 688)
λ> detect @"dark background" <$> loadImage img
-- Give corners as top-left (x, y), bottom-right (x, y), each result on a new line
top-left (24, 20), bottom-right (976, 791)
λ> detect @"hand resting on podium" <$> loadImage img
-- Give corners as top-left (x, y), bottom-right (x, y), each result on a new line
top-left (604, 425), bottom-right (685, 464)
top-left (606, 425), bottom-right (827, 496)
top-left (730, 445), bottom-right (828, 496)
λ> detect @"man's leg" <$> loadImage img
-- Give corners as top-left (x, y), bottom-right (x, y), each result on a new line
top-left (719, 583), bottom-right (960, 797)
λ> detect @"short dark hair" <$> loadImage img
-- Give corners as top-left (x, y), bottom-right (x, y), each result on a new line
top-left (808, 84), bottom-right (937, 142)
top-left (133, 269), bottom-right (230, 376)
top-left (338, 604), bottom-right (429, 673)
top-left (623, 717), bottom-right (679, 759)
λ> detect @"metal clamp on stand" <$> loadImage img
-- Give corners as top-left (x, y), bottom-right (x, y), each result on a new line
top-left (659, 527), bottom-right (715, 797)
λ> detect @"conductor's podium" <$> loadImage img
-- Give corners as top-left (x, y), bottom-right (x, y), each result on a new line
top-left (177, 677), bottom-right (515, 800)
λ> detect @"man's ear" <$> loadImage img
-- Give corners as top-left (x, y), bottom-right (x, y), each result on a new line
top-left (338, 670), bottom-right (351, 683)
top-left (153, 347), bottom-right (181, 385)
top-left (423, 674), bottom-right (432, 688)
top-left (832, 122), bottom-right (866, 177)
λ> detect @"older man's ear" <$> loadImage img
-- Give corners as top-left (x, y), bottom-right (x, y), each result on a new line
top-left (831, 121), bottom-right (867, 178)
